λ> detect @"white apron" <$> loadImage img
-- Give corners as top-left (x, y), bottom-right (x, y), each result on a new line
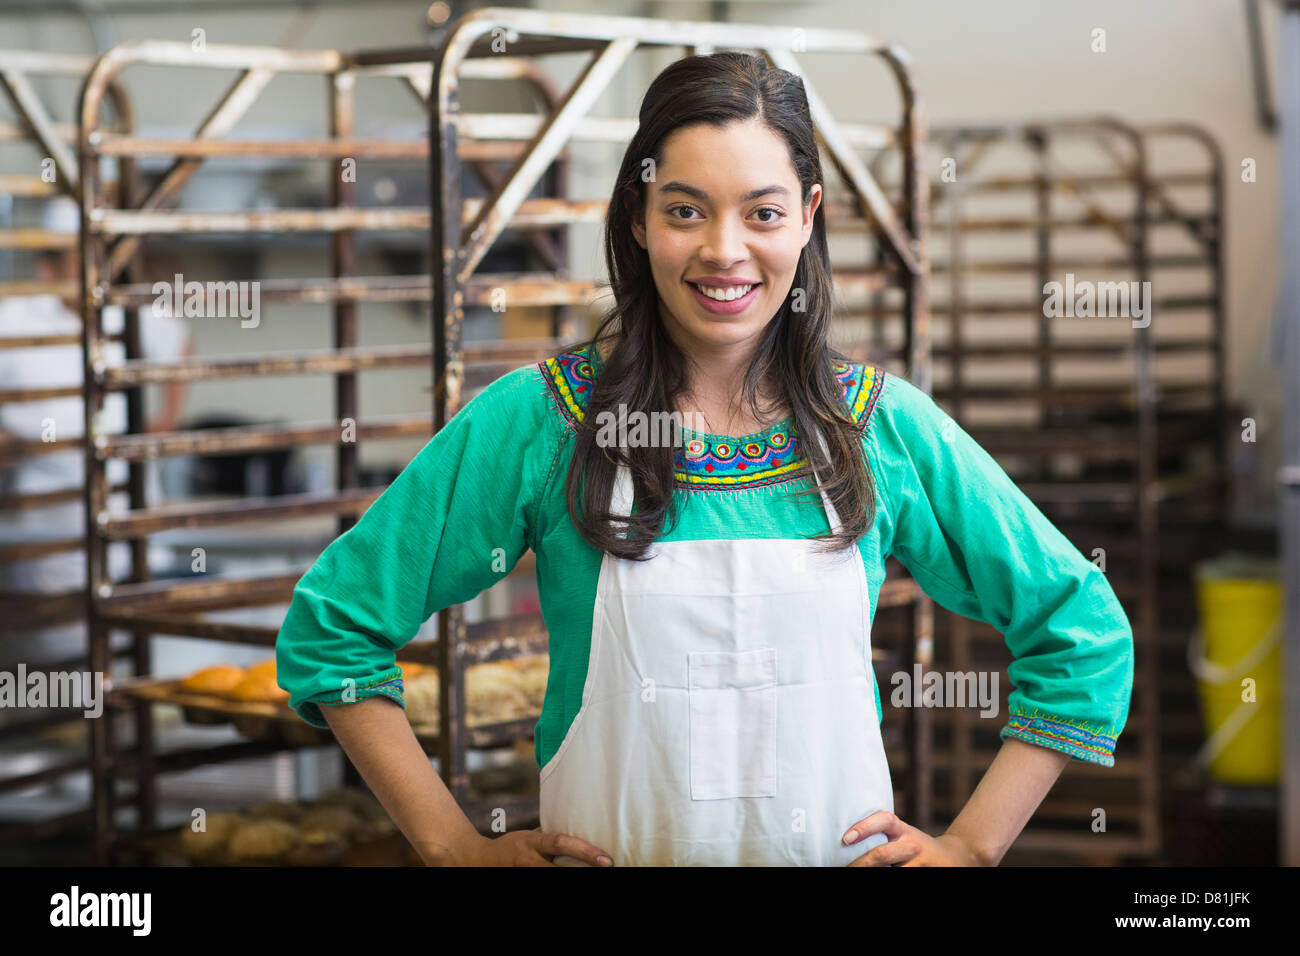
top-left (539, 432), bottom-right (893, 865)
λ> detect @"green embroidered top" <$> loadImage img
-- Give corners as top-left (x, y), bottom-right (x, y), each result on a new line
top-left (276, 345), bottom-right (1134, 768)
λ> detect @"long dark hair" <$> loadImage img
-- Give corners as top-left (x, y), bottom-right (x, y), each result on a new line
top-left (565, 51), bottom-right (877, 559)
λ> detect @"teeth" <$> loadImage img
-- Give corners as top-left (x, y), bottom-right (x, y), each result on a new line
top-left (693, 283), bottom-right (754, 301)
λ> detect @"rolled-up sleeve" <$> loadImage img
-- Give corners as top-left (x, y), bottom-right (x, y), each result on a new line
top-left (275, 364), bottom-right (559, 727)
top-left (866, 373), bottom-right (1134, 767)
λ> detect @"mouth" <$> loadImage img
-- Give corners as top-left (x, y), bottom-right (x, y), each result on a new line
top-left (685, 280), bottom-right (762, 315)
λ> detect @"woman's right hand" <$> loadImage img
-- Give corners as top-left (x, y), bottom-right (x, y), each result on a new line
top-left (316, 697), bottom-right (613, 867)
top-left (452, 829), bottom-right (615, 867)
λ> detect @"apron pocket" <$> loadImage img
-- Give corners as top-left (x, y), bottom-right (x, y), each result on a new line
top-left (687, 648), bottom-right (778, 800)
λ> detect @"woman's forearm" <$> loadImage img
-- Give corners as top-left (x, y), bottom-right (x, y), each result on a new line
top-left (942, 736), bottom-right (1071, 866)
top-left (320, 695), bottom-right (483, 865)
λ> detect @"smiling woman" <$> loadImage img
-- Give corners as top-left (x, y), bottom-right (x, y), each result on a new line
top-left (276, 51), bottom-right (1134, 868)
top-left (576, 53), bottom-right (858, 560)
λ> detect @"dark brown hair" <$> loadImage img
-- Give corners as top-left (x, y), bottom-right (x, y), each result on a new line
top-left (565, 51), bottom-right (876, 559)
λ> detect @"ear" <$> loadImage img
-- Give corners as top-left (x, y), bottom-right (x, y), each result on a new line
top-left (801, 184), bottom-right (823, 248)
top-left (631, 209), bottom-right (647, 250)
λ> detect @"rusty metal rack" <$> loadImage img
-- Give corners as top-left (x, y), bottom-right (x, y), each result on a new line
top-left (854, 117), bottom-right (1228, 862)
top-left (1115, 122), bottom-right (1229, 847)
top-left (426, 8), bottom-right (935, 833)
top-left (0, 49), bottom-right (137, 847)
top-left (76, 38), bottom-right (581, 863)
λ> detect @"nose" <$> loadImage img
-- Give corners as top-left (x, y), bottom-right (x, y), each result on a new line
top-left (698, 214), bottom-right (749, 268)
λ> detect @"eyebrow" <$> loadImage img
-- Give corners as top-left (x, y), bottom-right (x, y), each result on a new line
top-left (658, 182), bottom-right (790, 203)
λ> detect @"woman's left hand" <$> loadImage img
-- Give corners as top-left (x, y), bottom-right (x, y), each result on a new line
top-left (843, 811), bottom-right (984, 866)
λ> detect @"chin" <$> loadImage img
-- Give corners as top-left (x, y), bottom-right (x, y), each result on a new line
top-left (675, 302), bottom-right (772, 344)
top-left (682, 319), bottom-right (763, 346)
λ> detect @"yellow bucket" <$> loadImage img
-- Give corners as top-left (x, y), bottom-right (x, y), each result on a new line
top-left (1190, 554), bottom-right (1282, 784)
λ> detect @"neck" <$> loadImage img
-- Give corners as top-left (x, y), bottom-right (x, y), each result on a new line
top-left (659, 296), bottom-right (748, 381)
top-left (656, 298), bottom-right (783, 431)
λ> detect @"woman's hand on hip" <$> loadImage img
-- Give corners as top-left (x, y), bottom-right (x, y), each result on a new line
top-left (448, 829), bottom-right (615, 866)
top-left (842, 811), bottom-right (984, 866)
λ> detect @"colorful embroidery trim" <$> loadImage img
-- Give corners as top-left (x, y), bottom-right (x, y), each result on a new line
top-left (305, 671), bottom-right (404, 711)
top-left (835, 360), bottom-right (882, 429)
top-left (676, 434), bottom-right (806, 489)
top-left (1001, 710), bottom-right (1120, 767)
top-left (542, 349), bottom-right (595, 425)
top-left (540, 346), bottom-right (886, 490)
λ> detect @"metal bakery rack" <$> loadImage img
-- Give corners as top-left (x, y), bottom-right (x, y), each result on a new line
top-left (858, 117), bottom-right (1227, 861)
top-left (77, 37), bottom-right (577, 863)
top-left (0, 49), bottom-right (135, 848)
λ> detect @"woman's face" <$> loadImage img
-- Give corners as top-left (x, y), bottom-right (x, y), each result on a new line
top-left (632, 117), bottom-right (822, 356)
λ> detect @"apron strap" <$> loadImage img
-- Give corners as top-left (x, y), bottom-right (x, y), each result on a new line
top-left (611, 460), bottom-right (635, 528)
top-left (608, 423), bottom-right (844, 537)
top-left (808, 425), bottom-right (845, 537)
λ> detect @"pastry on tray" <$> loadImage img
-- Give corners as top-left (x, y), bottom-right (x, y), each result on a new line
top-left (398, 656), bottom-right (551, 731)
top-left (179, 811), bottom-right (242, 861)
top-left (226, 818), bottom-right (301, 863)
top-left (175, 791), bottom-right (409, 865)
top-left (511, 656), bottom-right (549, 710)
top-left (403, 672), bottom-right (440, 729)
top-left (466, 661), bottom-right (532, 724)
top-left (317, 788), bottom-right (394, 831)
top-left (229, 670), bottom-right (290, 704)
top-left (180, 665), bottom-right (246, 696)
top-left (298, 805), bottom-right (370, 841)
top-left (244, 658), bottom-right (278, 682)
top-left (398, 661), bottom-right (431, 680)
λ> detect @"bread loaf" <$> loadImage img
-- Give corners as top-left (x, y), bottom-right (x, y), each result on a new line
top-left (229, 671), bottom-right (290, 703)
top-left (180, 665), bottom-right (246, 696)
top-left (227, 818), bottom-right (301, 862)
top-left (179, 811), bottom-right (242, 860)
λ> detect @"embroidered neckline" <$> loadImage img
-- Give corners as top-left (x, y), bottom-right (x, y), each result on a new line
top-left (540, 345), bottom-right (885, 490)
top-left (583, 344), bottom-right (793, 442)
top-left (679, 417), bottom-right (790, 445)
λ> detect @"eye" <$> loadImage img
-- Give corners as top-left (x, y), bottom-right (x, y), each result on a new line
top-left (668, 204), bottom-right (701, 221)
top-left (754, 207), bottom-right (785, 224)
